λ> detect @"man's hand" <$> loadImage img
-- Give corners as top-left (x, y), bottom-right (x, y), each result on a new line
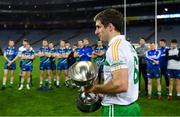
top-left (8, 61), bottom-right (12, 66)
top-left (84, 85), bottom-right (94, 93)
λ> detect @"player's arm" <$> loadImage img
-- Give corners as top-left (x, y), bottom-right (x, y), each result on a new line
top-left (87, 47), bottom-right (93, 57)
top-left (3, 52), bottom-right (11, 63)
top-left (94, 50), bottom-right (106, 56)
top-left (11, 54), bottom-right (18, 64)
top-left (85, 68), bottom-right (128, 94)
top-left (85, 48), bottom-right (128, 94)
top-left (56, 51), bottom-right (62, 59)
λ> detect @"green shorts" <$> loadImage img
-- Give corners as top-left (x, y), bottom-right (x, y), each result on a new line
top-left (101, 102), bottom-right (141, 116)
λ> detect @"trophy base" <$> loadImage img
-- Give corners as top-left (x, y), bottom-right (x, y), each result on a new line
top-left (76, 92), bottom-right (102, 113)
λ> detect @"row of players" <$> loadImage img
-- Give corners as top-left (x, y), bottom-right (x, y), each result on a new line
top-left (1, 38), bottom-right (106, 90)
top-left (137, 38), bottom-right (180, 100)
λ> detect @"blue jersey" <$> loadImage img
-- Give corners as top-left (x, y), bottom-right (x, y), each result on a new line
top-left (79, 46), bottom-right (93, 61)
top-left (145, 49), bottom-right (161, 69)
top-left (21, 50), bottom-right (34, 67)
top-left (94, 46), bottom-right (106, 65)
top-left (39, 47), bottom-right (51, 64)
top-left (4, 47), bottom-right (18, 61)
top-left (66, 47), bottom-right (72, 55)
top-left (158, 47), bottom-right (168, 67)
top-left (57, 48), bottom-right (68, 64)
top-left (49, 48), bottom-right (56, 63)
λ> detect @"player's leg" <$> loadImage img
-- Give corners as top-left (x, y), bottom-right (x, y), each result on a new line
top-left (56, 70), bottom-right (61, 87)
top-left (176, 79), bottom-right (180, 99)
top-left (18, 71), bottom-right (26, 90)
top-left (47, 69), bottom-right (52, 88)
top-left (156, 69), bottom-right (161, 99)
top-left (64, 69), bottom-right (70, 87)
top-left (157, 79), bottom-right (161, 99)
top-left (39, 63), bottom-right (44, 87)
top-left (39, 70), bottom-right (44, 87)
top-left (161, 66), bottom-right (169, 94)
top-left (10, 70), bottom-right (15, 87)
top-left (175, 70), bottom-right (180, 99)
top-left (147, 69), bottom-right (152, 99)
top-left (147, 78), bottom-right (152, 99)
top-left (167, 70), bottom-right (173, 100)
top-left (26, 71), bottom-right (31, 90)
top-left (142, 64), bottom-right (148, 95)
top-left (2, 69), bottom-right (8, 89)
top-left (168, 78), bottom-right (173, 100)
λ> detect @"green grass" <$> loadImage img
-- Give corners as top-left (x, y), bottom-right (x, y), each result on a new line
top-left (0, 56), bottom-right (179, 116)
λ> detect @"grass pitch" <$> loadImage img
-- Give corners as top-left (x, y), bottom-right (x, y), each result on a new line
top-left (0, 56), bottom-right (179, 116)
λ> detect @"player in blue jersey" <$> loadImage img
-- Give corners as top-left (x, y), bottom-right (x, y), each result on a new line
top-left (38, 40), bottom-right (52, 88)
top-left (2, 40), bottom-right (18, 89)
top-left (158, 39), bottom-right (169, 94)
top-left (92, 40), bottom-right (106, 83)
top-left (48, 42), bottom-right (57, 86)
top-left (145, 42), bottom-right (161, 99)
top-left (18, 39), bottom-right (34, 87)
top-left (56, 40), bottom-right (70, 87)
top-left (18, 44), bottom-right (35, 90)
top-left (74, 40), bottom-right (84, 62)
top-left (79, 38), bottom-right (93, 61)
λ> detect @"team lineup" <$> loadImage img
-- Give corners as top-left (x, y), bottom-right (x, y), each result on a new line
top-left (1, 38), bottom-right (107, 90)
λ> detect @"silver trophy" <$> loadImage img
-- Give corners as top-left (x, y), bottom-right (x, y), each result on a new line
top-left (69, 61), bottom-right (102, 113)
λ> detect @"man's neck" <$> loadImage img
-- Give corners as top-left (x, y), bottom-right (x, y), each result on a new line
top-left (108, 31), bottom-right (121, 43)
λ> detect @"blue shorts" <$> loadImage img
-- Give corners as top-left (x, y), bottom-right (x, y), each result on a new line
top-left (167, 69), bottom-right (180, 79)
top-left (40, 62), bottom-right (51, 70)
top-left (21, 65), bottom-right (33, 72)
top-left (147, 68), bottom-right (160, 79)
top-left (50, 62), bottom-right (56, 70)
top-left (57, 62), bottom-right (68, 70)
top-left (4, 62), bottom-right (16, 70)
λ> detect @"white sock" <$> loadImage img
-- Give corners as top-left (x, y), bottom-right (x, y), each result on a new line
top-left (3, 82), bottom-right (6, 85)
top-left (57, 81), bottom-right (59, 85)
top-left (169, 93), bottom-right (172, 96)
top-left (177, 93), bottom-right (180, 97)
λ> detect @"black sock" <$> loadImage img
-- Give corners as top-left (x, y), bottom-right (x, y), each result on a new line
top-left (19, 75), bottom-right (21, 87)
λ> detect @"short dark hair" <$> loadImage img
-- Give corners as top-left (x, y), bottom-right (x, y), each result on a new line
top-left (23, 38), bottom-right (29, 43)
top-left (43, 39), bottom-right (48, 42)
top-left (140, 37), bottom-right (146, 41)
top-left (171, 39), bottom-right (177, 43)
top-left (94, 9), bottom-right (123, 32)
top-left (160, 39), bottom-right (166, 43)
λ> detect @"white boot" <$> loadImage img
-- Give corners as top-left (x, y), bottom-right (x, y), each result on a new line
top-left (18, 85), bottom-right (23, 90)
top-left (26, 84), bottom-right (30, 90)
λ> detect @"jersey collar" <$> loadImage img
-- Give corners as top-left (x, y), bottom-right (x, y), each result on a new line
top-left (108, 35), bottom-right (125, 47)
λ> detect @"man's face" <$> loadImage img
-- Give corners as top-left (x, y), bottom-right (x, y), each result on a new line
top-left (97, 41), bottom-right (103, 47)
top-left (171, 42), bottom-right (177, 48)
top-left (95, 20), bottom-right (109, 42)
top-left (78, 41), bottom-right (83, 47)
top-left (49, 43), bottom-right (54, 49)
top-left (150, 43), bottom-right (156, 50)
top-left (159, 41), bottom-right (166, 47)
top-left (9, 41), bottom-right (14, 47)
top-left (83, 39), bottom-right (89, 46)
top-left (139, 39), bottom-right (145, 45)
top-left (60, 41), bottom-right (65, 47)
top-left (23, 41), bottom-right (28, 47)
top-left (65, 43), bottom-right (70, 48)
top-left (42, 40), bottom-right (48, 47)
top-left (26, 44), bottom-right (30, 50)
